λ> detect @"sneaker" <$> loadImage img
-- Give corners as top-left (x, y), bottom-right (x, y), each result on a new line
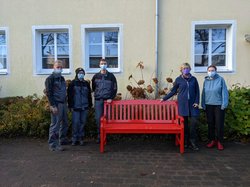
top-left (49, 146), bottom-right (64, 151)
top-left (217, 141), bottom-right (224, 150)
top-left (79, 141), bottom-right (85, 146)
top-left (206, 140), bottom-right (217, 148)
top-left (189, 141), bottom-right (199, 151)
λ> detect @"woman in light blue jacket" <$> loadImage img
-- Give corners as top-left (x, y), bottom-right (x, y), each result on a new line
top-left (201, 65), bottom-right (229, 150)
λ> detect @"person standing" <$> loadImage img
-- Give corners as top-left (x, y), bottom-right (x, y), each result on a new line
top-left (67, 68), bottom-right (92, 146)
top-left (202, 65), bottom-right (229, 150)
top-left (45, 60), bottom-right (69, 151)
top-left (161, 63), bottom-right (200, 151)
top-left (92, 59), bottom-right (117, 143)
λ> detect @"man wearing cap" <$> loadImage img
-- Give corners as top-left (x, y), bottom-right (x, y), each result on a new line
top-left (45, 60), bottom-right (69, 151)
top-left (92, 59), bottom-right (117, 143)
top-left (68, 68), bottom-right (92, 146)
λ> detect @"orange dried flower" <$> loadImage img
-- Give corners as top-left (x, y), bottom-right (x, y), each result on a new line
top-left (146, 85), bottom-right (154, 93)
top-left (137, 80), bottom-right (145, 85)
top-left (136, 61), bottom-right (144, 69)
top-left (152, 78), bottom-right (158, 84)
top-left (126, 85), bottom-right (133, 91)
top-left (166, 77), bottom-right (173, 83)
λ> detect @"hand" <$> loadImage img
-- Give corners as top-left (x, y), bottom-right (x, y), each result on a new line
top-left (107, 99), bottom-right (112, 103)
top-left (193, 103), bottom-right (199, 108)
top-left (160, 99), bottom-right (164, 103)
top-left (50, 106), bottom-right (58, 115)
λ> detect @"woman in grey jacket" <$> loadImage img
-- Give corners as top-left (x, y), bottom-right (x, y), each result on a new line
top-left (201, 65), bottom-right (229, 150)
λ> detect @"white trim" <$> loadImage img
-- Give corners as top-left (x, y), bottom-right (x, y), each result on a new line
top-left (32, 25), bottom-right (73, 75)
top-left (191, 20), bottom-right (236, 73)
top-left (0, 27), bottom-right (9, 75)
top-left (81, 24), bottom-right (123, 74)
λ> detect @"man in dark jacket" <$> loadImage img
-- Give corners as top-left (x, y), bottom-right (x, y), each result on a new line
top-left (92, 59), bottom-right (117, 143)
top-left (45, 60), bottom-right (69, 151)
top-left (67, 68), bottom-right (92, 146)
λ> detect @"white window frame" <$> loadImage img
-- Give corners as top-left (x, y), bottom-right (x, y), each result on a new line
top-left (32, 25), bottom-right (72, 75)
top-left (0, 27), bottom-right (9, 75)
top-left (81, 24), bottom-right (123, 73)
top-left (191, 20), bottom-right (236, 73)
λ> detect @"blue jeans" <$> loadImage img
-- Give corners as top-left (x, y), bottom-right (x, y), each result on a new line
top-left (94, 100), bottom-right (104, 139)
top-left (72, 109), bottom-right (88, 143)
top-left (48, 103), bottom-right (68, 148)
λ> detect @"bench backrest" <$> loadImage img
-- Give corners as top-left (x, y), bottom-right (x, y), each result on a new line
top-left (103, 100), bottom-right (179, 124)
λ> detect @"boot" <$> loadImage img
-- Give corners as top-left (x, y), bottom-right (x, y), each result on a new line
top-left (217, 141), bottom-right (224, 150)
top-left (206, 140), bottom-right (217, 148)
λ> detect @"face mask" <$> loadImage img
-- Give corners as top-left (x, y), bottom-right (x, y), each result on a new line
top-left (100, 64), bottom-right (107, 70)
top-left (208, 71), bottom-right (216, 77)
top-left (182, 69), bottom-right (190, 75)
top-left (77, 73), bottom-right (84, 80)
top-left (54, 68), bottom-right (62, 74)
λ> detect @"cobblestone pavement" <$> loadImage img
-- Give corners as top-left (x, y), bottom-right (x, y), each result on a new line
top-left (0, 137), bottom-right (249, 187)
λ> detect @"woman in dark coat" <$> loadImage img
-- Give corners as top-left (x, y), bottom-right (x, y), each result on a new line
top-left (161, 63), bottom-right (200, 151)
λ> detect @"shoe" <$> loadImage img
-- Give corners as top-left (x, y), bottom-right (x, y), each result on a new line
top-left (79, 141), bottom-right (85, 146)
top-left (189, 141), bottom-right (199, 151)
top-left (206, 140), bottom-right (217, 148)
top-left (71, 141), bottom-right (77, 146)
top-left (49, 146), bottom-right (64, 151)
top-left (217, 141), bottom-right (224, 150)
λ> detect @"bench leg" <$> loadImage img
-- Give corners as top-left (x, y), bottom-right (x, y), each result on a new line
top-left (100, 129), bottom-right (105, 153)
top-left (175, 134), bottom-right (180, 146)
top-left (180, 131), bottom-right (184, 154)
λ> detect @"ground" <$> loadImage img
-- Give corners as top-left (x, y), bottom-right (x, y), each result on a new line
top-left (0, 137), bottom-right (249, 187)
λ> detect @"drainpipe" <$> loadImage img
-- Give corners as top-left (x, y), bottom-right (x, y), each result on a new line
top-left (155, 0), bottom-right (159, 98)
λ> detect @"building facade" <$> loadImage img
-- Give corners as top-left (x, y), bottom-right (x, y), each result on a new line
top-left (0, 0), bottom-right (249, 97)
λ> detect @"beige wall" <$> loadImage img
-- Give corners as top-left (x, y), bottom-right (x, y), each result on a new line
top-left (0, 0), bottom-right (250, 98)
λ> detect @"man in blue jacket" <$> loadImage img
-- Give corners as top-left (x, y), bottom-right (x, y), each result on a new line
top-left (45, 60), bottom-right (69, 151)
top-left (92, 59), bottom-right (117, 143)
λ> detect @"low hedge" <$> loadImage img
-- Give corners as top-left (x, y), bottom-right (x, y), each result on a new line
top-left (0, 85), bottom-right (249, 142)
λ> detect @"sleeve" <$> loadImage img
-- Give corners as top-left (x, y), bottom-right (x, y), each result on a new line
top-left (67, 81), bottom-right (74, 108)
top-left (221, 78), bottom-right (229, 109)
top-left (45, 77), bottom-right (56, 107)
top-left (162, 78), bottom-right (179, 101)
top-left (111, 74), bottom-right (118, 99)
top-left (87, 82), bottom-right (93, 108)
top-left (201, 81), bottom-right (206, 109)
top-left (194, 78), bottom-right (200, 105)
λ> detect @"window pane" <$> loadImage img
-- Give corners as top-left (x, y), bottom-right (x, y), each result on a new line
top-left (195, 42), bottom-right (208, 54)
top-left (195, 29), bottom-right (209, 41)
top-left (105, 32), bottom-right (118, 43)
top-left (57, 46), bottom-right (69, 55)
top-left (89, 32), bottom-right (102, 44)
top-left (89, 45), bottom-right (102, 56)
top-left (57, 57), bottom-right (70, 68)
top-left (0, 46), bottom-right (6, 56)
top-left (212, 42), bottom-right (226, 54)
top-left (89, 57), bottom-right (102, 68)
top-left (57, 33), bottom-right (69, 44)
top-left (106, 57), bottom-right (118, 68)
top-left (212, 29), bottom-right (226, 41)
top-left (105, 44), bottom-right (118, 56)
top-left (0, 58), bottom-right (6, 69)
top-left (42, 57), bottom-right (55, 69)
top-left (194, 55), bottom-right (208, 67)
top-left (41, 33), bottom-right (54, 45)
top-left (42, 46), bottom-right (54, 56)
top-left (0, 34), bottom-right (6, 45)
top-left (212, 55), bottom-right (226, 66)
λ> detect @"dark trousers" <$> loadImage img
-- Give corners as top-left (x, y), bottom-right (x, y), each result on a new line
top-left (183, 116), bottom-right (198, 144)
top-left (205, 105), bottom-right (225, 142)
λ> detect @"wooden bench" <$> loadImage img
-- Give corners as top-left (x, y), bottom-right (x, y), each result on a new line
top-left (100, 100), bottom-right (184, 153)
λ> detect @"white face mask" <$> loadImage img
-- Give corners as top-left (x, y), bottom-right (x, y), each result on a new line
top-left (54, 68), bottom-right (62, 74)
top-left (77, 73), bottom-right (84, 80)
top-left (208, 71), bottom-right (216, 77)
top-left (100, 64), bottom-right (107, 70)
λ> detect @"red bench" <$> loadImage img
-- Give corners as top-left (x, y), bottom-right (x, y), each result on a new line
top-left (100, 100), bottom-right (184, 154)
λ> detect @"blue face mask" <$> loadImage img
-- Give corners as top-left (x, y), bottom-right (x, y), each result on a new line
top-left (54, 68), bottom-right (62, 74)
top-left (208, 71), bottom-right (216, 77)
top-left (100, 64), bottom-right (107, 70)
top-left (77, 73), bottom-right (84, 80)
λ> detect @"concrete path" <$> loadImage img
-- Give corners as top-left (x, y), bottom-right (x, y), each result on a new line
top-left (0, 138), bottom-right (249, 187)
